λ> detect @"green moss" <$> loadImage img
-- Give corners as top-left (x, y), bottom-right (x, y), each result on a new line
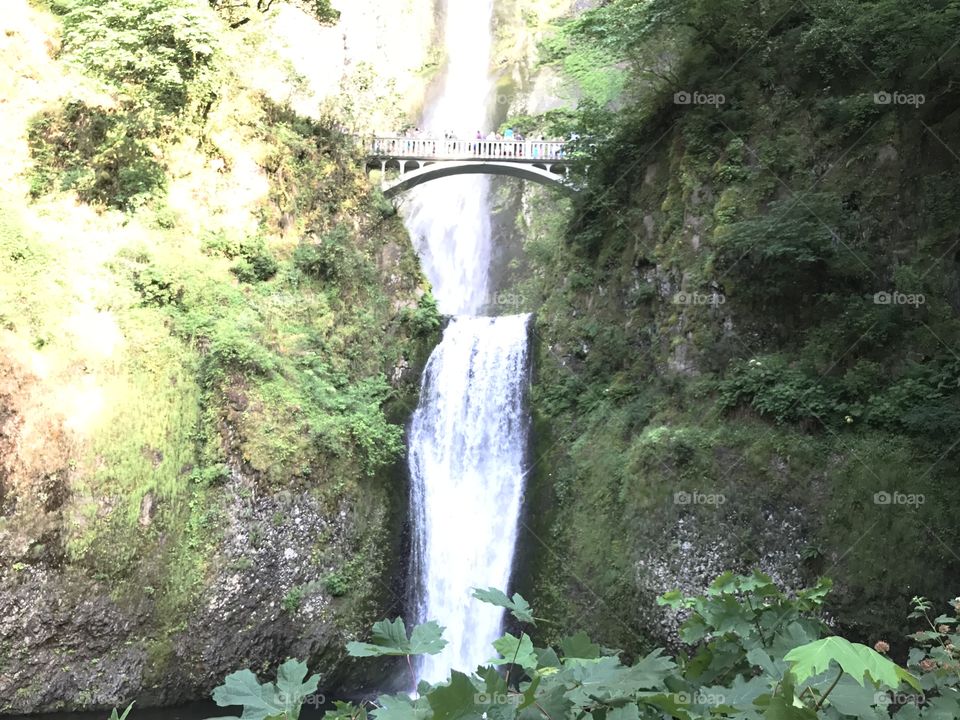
top-left (518, 0), bottom-right (960, 651)
top-left (2, 0), bottom-right (438, 688)
top-left (142, 637), bottom-right (175, 687)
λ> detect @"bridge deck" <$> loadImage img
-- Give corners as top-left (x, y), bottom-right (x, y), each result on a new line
top-left (367, 137), bottom-right (566, 162)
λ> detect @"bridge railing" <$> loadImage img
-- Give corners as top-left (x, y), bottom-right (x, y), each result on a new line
top-left (367, 137), bottom-right (567, 161)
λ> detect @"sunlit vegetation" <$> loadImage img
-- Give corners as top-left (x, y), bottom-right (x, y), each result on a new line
top-left (1, 0), bottom-right (435, 702)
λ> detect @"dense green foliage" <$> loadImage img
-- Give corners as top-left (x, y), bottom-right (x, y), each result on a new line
top-left (517, 0), bottom-right (960, 655)
top-left (209, 0), bottom-right (339, 28)
top-left (3, 0), bottom-right (437, 701)
top-left (204, 574), bottom-right (960, 719)
top-left (20, 0), bottom-right (432, 498)
top-left (29, 0), bottom-right (220, 208)
top-left (55, 0), bottom-right (219, 112)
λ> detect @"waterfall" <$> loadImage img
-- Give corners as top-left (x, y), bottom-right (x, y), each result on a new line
top-left (407, 316), bottom-right (531, 685)
top-left (402, 0), bottom-right (532, 688)
top-left (402, 0), bottom-right (494, 317)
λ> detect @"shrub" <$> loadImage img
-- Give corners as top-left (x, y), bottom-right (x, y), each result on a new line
top-left (230, 254), bottom-right (278, 282)
top-left (401, 292), bottom-right (442, 337)
top-left (281, 585), bottom-right (305, 614)
top-left (228, 240), bottom-right (279, 283)
top-left (53, 0), bottom-right (220, 116)
top-left (719, 354), bottom-right (960, 438)
top-left (205, 323), bottom-right (276, 377)
top-left (28, 102), bottom-right (166, 209)
top-left (323, 571), bottom-right (349, 597)
top-left (132, 264), bottom-right (185, 308)
top-left (187, 464), bottom-right (230, 487)
top-left (193, 230), bottom-right (280, 282)
top-left (293, 224), bottom-right (353, 281)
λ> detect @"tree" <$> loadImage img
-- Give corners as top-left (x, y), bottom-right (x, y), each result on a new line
top-left (209, 0), bottom-right (340, 29)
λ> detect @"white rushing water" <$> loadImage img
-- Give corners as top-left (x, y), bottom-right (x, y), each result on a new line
top-left (402, 0), bottom-right (495, 316)
top-left (402, 0), bottom-right (532, 688)
top-left (408, 315), bottom-right (531, 684)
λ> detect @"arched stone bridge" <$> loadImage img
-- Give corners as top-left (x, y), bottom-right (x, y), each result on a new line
top-left (363, 137), bottom-right (577, 197)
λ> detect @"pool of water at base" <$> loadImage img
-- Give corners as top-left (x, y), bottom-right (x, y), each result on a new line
top-left (6, 699), bottom-right (336, 720)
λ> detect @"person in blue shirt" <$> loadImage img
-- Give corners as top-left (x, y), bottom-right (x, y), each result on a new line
top-left (503, 127), bottom-right (515, 155)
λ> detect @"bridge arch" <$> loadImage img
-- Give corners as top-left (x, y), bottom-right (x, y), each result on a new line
top-left (377, 160), bottom-right (576, 198)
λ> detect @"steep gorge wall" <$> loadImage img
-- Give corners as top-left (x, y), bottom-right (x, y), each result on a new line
top-left (506, 2), bottom-right (960, 661)
top-left (0, 0), bottom-right (442, 712)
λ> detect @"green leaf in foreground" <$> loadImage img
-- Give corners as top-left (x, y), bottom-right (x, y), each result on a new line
top-left (347, 618), bottom-right (448, 657)
top-left (560, 630), bottom-right (600, 659)
top-left (276, 659), bottom-right (322, 716)
top-left (427, 670), bottom-right (479, 720)
top-left (371, 694), bottom-right (431, 720)
top-left (751, 672), bottom-right (817, 719)
top-left (108, 704), bottom-right (134, 720)
top-left (489, 632), bottom-right (538, 670)
top-left (472, 587), bottom-right (536, 625)
top-left (210, 669), bottom-right (284, 720)
top-left (209, 658), bottom-right (320, 720)
top-left (784, 637), bottom-right (921, 690)
top-left (605, 703), bottom-right (640, 720)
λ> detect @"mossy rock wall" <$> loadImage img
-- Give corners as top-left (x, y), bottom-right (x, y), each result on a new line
top-left (508, 1), bottom-right (960, 656)
top-left (0, 0), bottom-right (441, 712)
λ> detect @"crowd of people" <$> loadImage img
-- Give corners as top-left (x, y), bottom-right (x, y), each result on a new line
top-left (372, 127), bottom-right (566, 159)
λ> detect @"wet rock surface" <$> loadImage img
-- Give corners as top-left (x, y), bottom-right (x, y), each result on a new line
top-left (0, 475), bottom-right (403, 713)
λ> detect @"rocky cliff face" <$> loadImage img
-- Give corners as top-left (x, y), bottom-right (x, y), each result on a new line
top-left (258, 0), bottom-right (440, 130)
top-left (0, 0), bottom-right (438, 712)
top-left (506, 1), bottom-right (960, 660)
top-left (515, 160), bottom-right (958, 656)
